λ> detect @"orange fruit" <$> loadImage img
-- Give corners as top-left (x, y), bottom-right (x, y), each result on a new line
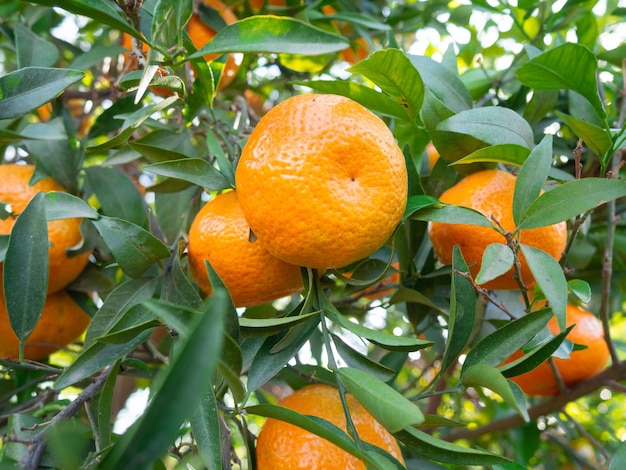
top-left (249, 0), bottom-right (288, 12)
top-left (428, 169), bottom-right (567, 290)
top-left (121, 0), bottom-right (240, 93)
top-left (187, 190), bottom-right (303, 307)
top-left (0, 164), bottom-right (92, 294)
top-left (426, 141), bottom-right (439, 170)
top-left (255, 384), bottom-right (405, 469)
top-left (0, 282), bottom-right (91, 360)
top-left (502, 304), bottom-right (610, 396)
top-left (235, 93), bottom-right (407, 270)
top-left (322, 6), bottom-right (370, 64)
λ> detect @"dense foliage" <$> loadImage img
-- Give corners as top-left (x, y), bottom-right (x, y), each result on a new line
top-left (1, 0), bottom-right (626, 468)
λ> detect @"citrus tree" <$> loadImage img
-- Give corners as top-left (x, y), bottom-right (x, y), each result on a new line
top-left (1, 0), bottom-right (626, 468)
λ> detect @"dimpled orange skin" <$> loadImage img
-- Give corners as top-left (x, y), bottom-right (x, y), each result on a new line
top-left (502, 304), bottom-right (610, 396)
top-left (255, 384), bottom-right (405, 470)
top-left (188, 191), bottom-right (303, 308)
top-left (0, 284), bottom-right (91, 360)
top-left (0, 164), bottom-right (91, 294)
top-left (235, 94), bottom-right (408, 270)
top-left (428, 169), bottom-right (567, 290)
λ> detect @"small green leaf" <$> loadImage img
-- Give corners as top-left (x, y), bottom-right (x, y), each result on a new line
top-left (151, 0), bottom-right (192, 54)
top-left (609, 440), bottom-right (626, 470)
top-left (568, 279), bottom-right (591, 303)
top-left (437, 107), bottom-right (535, 149)
top-left (452, 144), bottom-right (530, 166)
top-left (3, 193), bottom-right (48, 346)
top-left (462, 308), bottom-right (553, 373)
top-left (441, 246), bottom-right (475, 373)
top-left (15, 23), bottom-right (59, 68)
top-left (100, 292), bottom-right (227, 470)
top-left (85, 167), bottom-right (146, 226)
top-left (144, 158), bottom-right (232, 191)
top-left (462, 364), bottom-right (529, 421)
top-left (402, 195), bottom-right (439, 220)
top-left (513, 135), bottom-right (553, 225)
top-left (396, 427), bottom-right (511, 466)
top-left (410, 204), bottom-right (494, 227)
top-left (92, 216), bottom-right (170, 278)
top-left (521, 245), bottom-right (567, 330)
top-left (349, 49), bottom-right (424, 121)
top-left (189, 15), bottom-right (349, 58)
top-left (336, 367), bottom-right (424, 433)
top-left (190, 386), bottom-right (223, 470)
top-left (0, 67), bottom-right (85, 119)
top-left (518, 178), bottom-right (626, 229)
top-left (516, 43), bottom-right (606, 122)
top-left (94, 303), bottom-right (160, 344)
top-left (556, 111), bottom-right (612, 157)
top-left (324, 302), bottom-right (431, 352)
top-left (331, 335), bottom-right (396, 383)
top-left (45, 192), bottom-right (99, 220)
top-left (475, 243), bottom-right (514, 286)
top-left (239, 311), bottom-right (321, 338)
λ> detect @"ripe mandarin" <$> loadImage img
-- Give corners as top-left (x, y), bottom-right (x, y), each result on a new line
top-left (187, 191), bottom-right (303, 307)
top-left (428, 169), bottom-right (567, 290)
top-left (503, 304), bottom-right (610, 396)
top-left (0, 164), bottom-right (91, 294)
top-left (235, 93), bottom-right (408, 270)
top-left (255, 384), bottom-right (405, 469)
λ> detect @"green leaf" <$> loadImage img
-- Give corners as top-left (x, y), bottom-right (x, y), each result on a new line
top-left (94, 303), bottom-right (160, 344)
top-left (239, 310), bottom-right (322, 338)
top-left (0, 235), bottom-right (8, 263)
top-left (462, 308), bottom-right (553, 374)
top-left (437, 107), bottom-right (535, 149)
top-left (555, 111), bottom-right (613, 157)
top-left (609, 440), bottom-right (626, 470)
top-left (96, 359), bottom-right (122, 450)
top-left (349, 49), bottom-right (424, 121)
top-left (190, 386), bottom-right (223, 470)
top-left (189, 15), bottom-right (349, 58)
top-left (452, 144), bottom-right (530, 166)
top-left (151, 0), bottom-right (193, 54)
top-left (26, 0), bottom-right (139, 37)
top-left (54, 330), bottom-right (152, 390)
top-left (294, 80), bottom-right (410, 120)
top-left (409, 55), bottom-right (472, 113)
top-left (84, 167), bottom-right (146, 226)
top-left (0, 125), bottom-right (66, 144)
top-left (523, 89), bottom-right (559, 125)
top-left (331, 335), bottom-right (396, 383)
top-left (402, 195), bottom-right (439, 220)
top-left (247, 316), bottom-right (321, 392)
top-left (476, 243), bottom-right (514, 286)
top-left (518, 178), bottom-right (626, 229)
top-left (246, 404), bottom-right (376, 466)
top-left (44, 192), bottom-right (99, 221)
top-left (0, 67), bottom-right (85, 119)
top-left (336, 367), bottom-right (424, 433)
top-left (516, 43), bottom-right (606, 122)
top-left (410, 204), bottom-right (494, 227)
top-left (92, 216), bottom-right (170, 278)
top-left (100, 292), bottom-right (227, 470)
top-left (15, 23), bottom-right (59, 68)
top-left (144, 158), bottom-right (232, 191)
top-left (568, 279), bottom-right (591, 303)
top-left (520, 245), bottom-right (567, 330)
top-left (441, 246), bottom-right (475, 373)
top-left (85, 278), bottom-right (158, 347)
top-left (462, 364), bottom-right (529, 421)
top-left (324, 302), bottom-right (431, 352)
top-left (513, 135), bottom-right (553, 224)
top-left (3, 193), bottom-right (48, 345)
top-left (396, 427), bottom-right (511, 466)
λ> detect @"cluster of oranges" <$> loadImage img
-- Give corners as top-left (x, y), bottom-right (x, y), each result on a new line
top-left (187, 93), bottom-right (408, 307)
top-left (427, 167), bottom-right (609, 396)
top-left (0, 164), bottom-right (91, 360)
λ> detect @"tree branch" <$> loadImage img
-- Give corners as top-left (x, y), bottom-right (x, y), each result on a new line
top-left (442, 360), bottom-right (626, 442)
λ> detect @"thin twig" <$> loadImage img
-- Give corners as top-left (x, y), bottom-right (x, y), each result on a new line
top-left (18, 367), bottom-right (113, 470)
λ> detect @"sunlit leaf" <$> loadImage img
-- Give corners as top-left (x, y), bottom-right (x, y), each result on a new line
top-left (475, 243), bottom-right (514, 286)
top-left (144, 158), bottom-right (232, 191)
top-left (513, 135), bottom-right (553, 225)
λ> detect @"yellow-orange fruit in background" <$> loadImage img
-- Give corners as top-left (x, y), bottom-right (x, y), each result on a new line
top-left (0, 164), bottom-right (91, 294)
top-left (235, 93), bottom-right (408, 270)
top-left (187, 191), bottom-right (303, 307)
top-left (426, 141), bottom-right (439, 170)
top-left (255, 384), bottom-right (405, 469)
top-left (0, 285), bottom-right (91, 360)
top-left (502, 304), bottom-right (610, 396)
top-left (428, 169), bottom-right (567, 290)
